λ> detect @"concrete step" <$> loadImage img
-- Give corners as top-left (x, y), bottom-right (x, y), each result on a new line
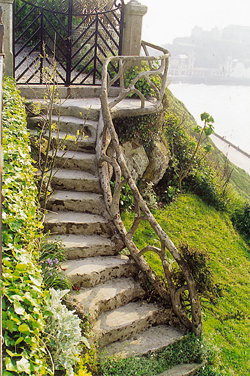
top-left (46, 190), bottom-right (106, 215)
top-left (53, 98), bottom-right (101, 120)
top-left (61, 255), bottom-right (137, 288)
top-left (27, 115), bottom-right (98, 139)
top-left (48, 234), bottom-right (117, 259)
top-left (48, 150), bottom-right (98, 174)
top-left (44, 211), bottom-right (112, 236)
top-left (157, 363), bottom-right (202, 376)
top-left (50, 169), bottom-right (101, 193)
top-left (20, 84), bottom-right (120, 100)
top-left (29, 128), bottom-right (96, 153)
top-left (69, 277), bottom-right (146, 323)
top-left (101, 325), bottom-right (185, 358)
top-left (93, 301), bottom-right (170, 348)
top-left (25, 98), bottom-right (101, 121)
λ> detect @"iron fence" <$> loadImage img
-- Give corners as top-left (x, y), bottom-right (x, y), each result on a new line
top-left (14, 0), bottom-right (124, 86)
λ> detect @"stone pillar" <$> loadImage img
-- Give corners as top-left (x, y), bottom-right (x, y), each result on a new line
top-left (121, 0), bottom-right (147, 57)
top-left (0, 0), bottom-right (14, 76)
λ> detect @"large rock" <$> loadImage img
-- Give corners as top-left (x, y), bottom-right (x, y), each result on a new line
top-left (121, 141), bottom-right (149, 182)
top-left (143, 140), bottom-right (169, 185)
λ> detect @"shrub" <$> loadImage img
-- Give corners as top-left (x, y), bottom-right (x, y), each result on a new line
top-left (2, 76), bottom-right (50, 374)
top-left (124, 63), bottom-right (161, 99)
top-left (231, 201), bottom-right (250, 240)
top-left (171, 243), bottom-right (221, 306)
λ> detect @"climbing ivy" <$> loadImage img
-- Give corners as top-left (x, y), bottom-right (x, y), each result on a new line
top-left (1, 77), bottom-right (50, 375)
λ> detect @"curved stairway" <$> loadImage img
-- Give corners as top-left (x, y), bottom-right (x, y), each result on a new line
top-left (27, 94), bottom-right (202, 375)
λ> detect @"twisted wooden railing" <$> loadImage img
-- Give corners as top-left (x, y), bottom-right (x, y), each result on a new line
top-left (96, 41), bottom-right (203, 336)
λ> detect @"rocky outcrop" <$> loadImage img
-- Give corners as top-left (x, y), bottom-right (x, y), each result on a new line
top-left (121, 140), bottom-right (149, 182)
top-left (143, 140), bottom-right (169, 185)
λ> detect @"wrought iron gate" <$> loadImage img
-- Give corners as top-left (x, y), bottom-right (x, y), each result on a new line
top-left (14, 0), bottom-right (124, 86)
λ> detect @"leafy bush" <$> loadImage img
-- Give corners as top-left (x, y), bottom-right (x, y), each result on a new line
top-left (171, 243), bottom-right (221, 305)
top-left (113, 110), bottom-right (163, 152)
top-left (159, 108), bottom-right (236, 211)
top-left (231, 201), bottom-right (250, 240)
top-left (124, 63), bottom-right (161, 99)
top-left (2, 76), bottom-right (50, 375)
top-left (187, 166), bottom-right (231, 211)
top-left (44, 289), bottom-right (90, 376)
top-left (110, 181), bottom-right (133, 212)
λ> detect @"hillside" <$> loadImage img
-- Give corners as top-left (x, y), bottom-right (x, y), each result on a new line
top-left (120, 89), bottom-right (250, 375)
top-left (123, 193), bottom-right (250, 375)
top-left (167, 88), bottom-right (250, 202)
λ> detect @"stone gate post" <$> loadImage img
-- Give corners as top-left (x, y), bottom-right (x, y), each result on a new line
top-left (121, 0), bottom-right (147, 57)
top-left (0, 0), bottom-right (13, 76)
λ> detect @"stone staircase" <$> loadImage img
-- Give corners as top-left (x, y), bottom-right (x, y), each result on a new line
top-left (26, 93), bottom-right (202, 375)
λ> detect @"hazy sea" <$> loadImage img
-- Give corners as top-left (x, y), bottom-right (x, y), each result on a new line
top-left (169, 83), bottom-right (250, 155)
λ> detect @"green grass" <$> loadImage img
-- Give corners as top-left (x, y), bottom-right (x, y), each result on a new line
top-left (122, 193), bottom-right (250, 375)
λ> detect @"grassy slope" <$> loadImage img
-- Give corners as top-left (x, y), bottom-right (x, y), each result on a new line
top-left (122, 90), bottom-right (250, 375)
top-left (123, 194), bottom-right (250, 375)
top-left (167, 89), bottom-right (250, 202)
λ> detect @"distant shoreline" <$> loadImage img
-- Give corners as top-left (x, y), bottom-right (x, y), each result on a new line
top-left (210, 134), bottom-right (250, 175)
top-left (169, 76), bottom-right (250, 86)
top-left (213, 133), bottom-right (250, 159)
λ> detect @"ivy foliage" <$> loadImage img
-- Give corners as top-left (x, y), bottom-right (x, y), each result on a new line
top-left (2, 77), bottom-right (49, 375)
top-left (124, 63), bottom-right (161, 99)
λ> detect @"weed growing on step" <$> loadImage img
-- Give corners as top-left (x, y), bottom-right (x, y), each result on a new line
top-left (99, 334), bottom-right (217, 376)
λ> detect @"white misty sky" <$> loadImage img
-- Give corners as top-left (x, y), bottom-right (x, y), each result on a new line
top-left (136, 0), bottom-right (250, 45)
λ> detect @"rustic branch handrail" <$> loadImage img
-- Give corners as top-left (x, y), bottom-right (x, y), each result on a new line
top-left (97, 42), bottom-right (203, 336)
top-left (101, 41), bottom-right (170, 116)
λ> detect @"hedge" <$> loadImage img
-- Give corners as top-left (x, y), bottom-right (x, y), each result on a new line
top-left (1, 77), bottom-right (50, 375)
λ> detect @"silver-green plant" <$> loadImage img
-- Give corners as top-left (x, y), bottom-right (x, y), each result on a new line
top-left (44, 288), bottom-right (90, 376)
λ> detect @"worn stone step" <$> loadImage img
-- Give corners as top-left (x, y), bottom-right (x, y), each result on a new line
top-left (50, 169), bottom-right (101, 193)
top-left (101, 324), bottom-right (185, 359)
top-left (93, 301), bottom-right (170, 348)
top-left (25, 98), bottom-right (101, 121)
top-left (48, 150), bottom-right (98, 174)
top-left (20, 84), bottom-right (120, 100)
top-left (46, 191), bottom-right (106, 215)
top-left (44, 211), bottom-right (112, 236)
top-left (48, 234), bottom-right (117, 259)
top-left (69, 277), bottom-right (146, 323)
top-left (29, 128), bottom-right (96, 153)
top-left (61, 255), bottom-right (137, 287)
top-left (27, 115), bottom-right (98, 138)
top-left (53, 98), bottom-right (101, 120)
top-left (157, 363), bottom-right (202, 376)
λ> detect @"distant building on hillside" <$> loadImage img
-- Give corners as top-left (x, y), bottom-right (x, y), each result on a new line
top-left (169, 53), bottom-right (194, 76)
top-left (191, 26), bottom-right (222, 40)
top-left (167, 25), bottom-right (250, 84)
top-left (222, 25), bottom-right (250, 44)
